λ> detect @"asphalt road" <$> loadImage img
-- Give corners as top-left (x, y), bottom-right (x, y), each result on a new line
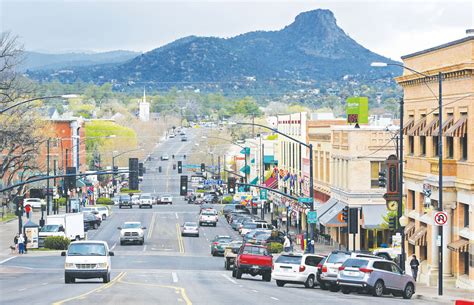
top-left (0, 128), bottom-right (446, 305)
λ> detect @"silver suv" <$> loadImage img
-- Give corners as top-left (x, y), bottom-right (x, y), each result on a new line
top-left (337, 258), bottom-right (415, 299)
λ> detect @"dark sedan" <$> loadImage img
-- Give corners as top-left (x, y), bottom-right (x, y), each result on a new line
top-left (83, 212), bottom-right (101, 229)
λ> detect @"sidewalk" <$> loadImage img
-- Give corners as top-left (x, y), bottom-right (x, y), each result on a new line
top-left (415, 284), bottom-right (474, 304)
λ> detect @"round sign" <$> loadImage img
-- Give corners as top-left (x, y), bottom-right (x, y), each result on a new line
top-left (337, 212), bottom-right (344, 223)
top-left (434, 211), bottom-right (448, 226)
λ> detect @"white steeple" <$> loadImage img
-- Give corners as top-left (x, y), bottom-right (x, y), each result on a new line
top-left (139, 87), bottom-right (150, 122)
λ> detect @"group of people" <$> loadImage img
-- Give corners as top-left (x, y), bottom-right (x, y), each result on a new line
top-left (13, 233), bottom-right (28, 254)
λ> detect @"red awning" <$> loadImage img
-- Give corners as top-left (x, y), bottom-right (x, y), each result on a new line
top-left (264, 176), bottom-right (278, 189)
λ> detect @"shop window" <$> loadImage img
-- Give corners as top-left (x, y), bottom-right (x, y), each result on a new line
top-left (463, 203), bottom-right (469, 228)
top-left (420, 136), bottom-right (426, 156)
top-left (433, 136), bottom-right (439, 157)
top-left (447, 137), bottom-right (454, 159)
top-left (408, 136), bottom-right (414, 155)
top-left (461, 135), bottom-right (468, 161)
top-left (409, 190), bottom-right (415, 210)
top-left (420, 245), bottom-right (427, 261)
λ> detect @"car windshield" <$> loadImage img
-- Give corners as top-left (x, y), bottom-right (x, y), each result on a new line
top-left (342, 258), bottom-right (369, 268)
top-left (256, 234), bottom-right (271, 240)
top-left (122, 223), bottom-right (141, 229)
top-left (41, 225), bottom-right (59, 232)
top-left (276, 255), bottom-right (302, 264)
top-left (327, 252), bottom-right (351, 264)
top-left (243, 223), bottom-right (257, 229)
top-left (68, 243), bottom-right (107, 256)
top-left (83, 208), bottom-right (93, 211)
top-left (141, 195), bottom-right (151, 199)
top-left (202, 212), bottom-right (215, 216)
top-left (120, 196), bottom-right (129, 200)
top-left (184, 222), bottom-right (197, 227)
top-left (241, 246), bottom-right (268, 256)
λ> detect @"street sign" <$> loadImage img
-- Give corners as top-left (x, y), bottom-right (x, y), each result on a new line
top-left (434, 211), bottom-right (448, 226)
top-left (307, 211), bottom-right (317, 224)
top-left (298, 197), bottom-right (313, 204)
top-left (260, 189), bottom-right (267, 200)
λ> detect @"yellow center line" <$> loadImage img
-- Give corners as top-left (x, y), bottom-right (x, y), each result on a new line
top-left (147, 212), bottom-right (156, 240)
top-left (52, 272), bottom-right (126, 305)
top-left (175, 223), bottom-right (185, 254)
top-left (118, 279), bottom-right (192, 305)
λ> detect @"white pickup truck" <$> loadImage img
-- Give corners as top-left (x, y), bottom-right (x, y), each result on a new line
top-left (199, 210), bottom-right (218, 227)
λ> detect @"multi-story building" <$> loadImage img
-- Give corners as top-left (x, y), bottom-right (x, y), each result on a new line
top-left (396, 34), bottom-right (473, 288)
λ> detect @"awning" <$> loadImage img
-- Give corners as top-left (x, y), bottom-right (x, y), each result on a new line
top-left (249, 177), bottom-right (258, 185)
top-left (251, 158), bottom-right (255, 164)
top-left (319, 201), bottom-right (346, 227)
top-left (404, 221), bottom-right (416, 238)
top-left (407, 116), bottom-right (427, 136)
top-left (361, 205), bottom-right (387, 229)
top-left (240, 165), bottom-right (250, 174)
top-left (419, 117), bottom-right (439, 136)
top-left (264, 156), bottom-right (278, 165)
top-left (316, 198), bottom-right (338, 221)
top-left (448, 239), bottom-right (469, 253)
top-left (432, 115), bottom-right (454, 136)
top-left (264, 176), bottom-right (278, 189)
top-left (402, 118), bottom-right (415, 135)
top-left (240, 147), bottom-right (250, 155)
top-left (445, 115), bottom-right (468, 137)
top-left (408, 226), bottom-right (427, 246)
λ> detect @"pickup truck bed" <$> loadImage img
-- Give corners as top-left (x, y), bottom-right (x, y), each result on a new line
top-left (232, 244), bottom-right (273, 281)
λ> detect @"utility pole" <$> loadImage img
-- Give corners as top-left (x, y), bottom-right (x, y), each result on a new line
top-left (65, 148), bottom-right (68, 213)
top-left (46, 139), bottom-right (51, 215)
top-left (398, 97), bottom-right (406, 271)
top-left (438, 72), bottom-right (443, 296)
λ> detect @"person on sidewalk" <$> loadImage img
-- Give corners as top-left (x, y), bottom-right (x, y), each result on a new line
top-left (283, 235), bottom-right (291, 252)
top-left (17, 234), bottom-right (25, 254)
top-left (410, 254), bottom-right (420, 281)
top-left (13, 234), bottom-right (19, 253)
top-left (23, 234), bottom-right (28, 254)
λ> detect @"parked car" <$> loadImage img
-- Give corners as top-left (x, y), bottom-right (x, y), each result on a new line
top-left (240, 222), bottom-right (272, 236)
top-left (118, 222), bottom-right (146, 245)
top-left (233, 244), bottom-right (273, 281)
top-left (181, 136), bottom-right (187, 142)
top-left (139, 193), bottom-right (153, 209)
top-left (131, 195), bottom-right (140, 205)
top-left (82, 206), bottom-right (109, 220)
top-left (224, 241), bottom-right (243, 270)
top-left (118, 195), bottom-right (132, 209)
top-left (273, 253), bottom-right (325, 288)
top-left (62, 240), bottom-right (114, 283)
top-left (24, 198), bottom-right (45, 209)
top-left (83, 212), bottom-right (101, 230)
top-left (210, 235), bottom-right (233, 256)
top-left (336, 258), bottom-right (415, 299)
top-left (161, 154), bottom-right (169, 160)
top-left (181, 222), bottom-right (199, 237)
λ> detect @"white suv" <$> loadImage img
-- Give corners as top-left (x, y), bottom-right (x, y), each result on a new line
top-left (139, 194), bottom-right (153, 209)
top-left (273, 253), bottom-right (325, 288)
top-left (118, 222), bottom-right (146, 245)
top-left (24, 198), bottom-right (45, 209)
top-left (199, 210), bottom-right (218, 227)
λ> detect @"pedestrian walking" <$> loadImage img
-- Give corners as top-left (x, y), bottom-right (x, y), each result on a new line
top-left (18, 234), bottom-right (25, 254)
top-left (410, 254), bottom-right (420, 281)
top-left (23, 234), bottom-right (28, 254)
top-left (283, 235), bottom-right (291, 252)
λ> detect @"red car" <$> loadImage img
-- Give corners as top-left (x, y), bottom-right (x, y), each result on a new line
top-left (232, 244), bottom-right (273, 281)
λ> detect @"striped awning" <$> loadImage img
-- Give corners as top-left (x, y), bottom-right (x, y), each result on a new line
top-left (448, 239), bottom-right (469, 253)
top-left (249, 177), bottom-right (258, 185)
top-left (404, 221), bottom-right (416, 238)
top-left (264, 176), bottom-right (278, 189)
top-left (407, 116), bottom-right (427, 136)
top-left (408, 226), bottom-right (427, 246)
top-left (432, 115), bottom-right (454, 136)
top-left (402, 118), bottom-right (415, 135)
top-left (419, 117), bottom-right (439, 136)
top-left (445, 115), bottom-right (468, 137)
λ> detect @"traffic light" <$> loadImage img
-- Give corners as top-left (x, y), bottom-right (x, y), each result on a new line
top-left (66, 167), bottom-right (77, 190)
top-left (183, 154), bottom-right (186, 159)
top-left (177, 161), bottom-right (182, 174)
top-left (388, 216), bottom-right (397, 230)
top-left (138, 163), bottom-right (144, 176)
top-left (129, 158), bottom-right (139, 190)
top-left (228, 177), bottom-right (236, 194)
top-left (158, 166), bottom-right (162, 173)
top-left (15, 197), bottom-right (24, 217)
top-left (378, 170), bottom-right (386, 188)
top-left (201, 163), bottom-right (205, 173)
top-left (348, 208), bottom-right (358, 234)
top-left (173, 164), bottom-right (176, 170)
top-left (342, 206), bottom-right (348, 222)
top-left (180, 175), bottom-right (188, 196)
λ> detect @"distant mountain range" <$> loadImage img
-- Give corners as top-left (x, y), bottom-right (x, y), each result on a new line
top-left (26, 9), bottom-right (400, 91)
top-left (21, 50), bottom-right (139, 71)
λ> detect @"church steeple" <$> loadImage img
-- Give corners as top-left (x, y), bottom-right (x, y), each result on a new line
top-left (143, 87), bottom-right (146, 103)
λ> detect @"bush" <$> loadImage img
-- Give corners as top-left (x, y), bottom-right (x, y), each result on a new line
top-left (267, 242), bottom-right (283, 254)
top-left (222, 196), bottom-right (233, 204)
top-left (97, 197), bottom-right (113, 205)
top-left (119, 189), bottom-right (140, 194)
top-left (58, 198), bottom-right (67, 206)
top-left (44, 236), bottom-right (70, 250)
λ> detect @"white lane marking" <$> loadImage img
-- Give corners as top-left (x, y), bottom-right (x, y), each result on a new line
top-left (41, 282), bottom-right (48, 285)
top-left (221, 273), bottom-right (237, 284)
top-left (0, 257), bottom-right (16, 264)
top-left (111, 242), bottom-right (117, 250)
top-left (251, 289), bottom-right (258, 293)
top-left (175, 212), bottom-right (179, 219)
top-left (18, 288), bottom-right (26, 291)
top-left (147, 212), bottom-right (156, 239)
top-left (143, 244), bottom-right (147, 252)
top-left (172, 272), bottom-right (179, 283)
top-left (270, 297), bottom-right (279, 301)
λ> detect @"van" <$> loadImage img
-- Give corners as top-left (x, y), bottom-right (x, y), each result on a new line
top-left (62, 240), bottom-right (114, 283)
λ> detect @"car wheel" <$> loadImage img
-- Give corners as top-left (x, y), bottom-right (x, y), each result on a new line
top-left (140, 240), bottom-right (144, 245)
top-left (304, 275), bottom-right (315, 288)
top-left (232, 268), bottom-right (236, 278)
top-left (93, 223), bottom-right (98, 229)
top-left (329, 284), bottom-right (340, 292)
top-left (263, 272), bottom-right (271, 282)
top-left (102, 215), bottom-right (107, 220)
top-left (119, 206), bottom-right (122, 209)
top-left (225, 259), bottom-right (231, 270)
top-left (196, 234), bottom-right (199, 237)
top-left (402, 283), bottom-right (414, 299)
top-left (276, 280), bottom-right (285, 287)
top-left (139, 206), bottom-right (142, 209)
top-left (341, 287), bottom-right (352, 294)
top-left (236, 268), bottom-right (242, 279)
top-left (65, 276), bottom-right (71, 284)
top-left (319, 282), bottom-right (329, 290)
top-left (75, 236), bottom-right (80, 241)
top-left (372, 280), bottom-right (385, 297)
top-left (103, 274), bottom-right (110, 283)
top-left (120, 241), bottom-right (124, 246)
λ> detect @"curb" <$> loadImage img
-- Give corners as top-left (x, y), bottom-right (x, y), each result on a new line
top-left (415, 293), bottom-right (470, 304)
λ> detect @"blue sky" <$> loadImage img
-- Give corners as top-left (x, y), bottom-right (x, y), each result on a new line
top-left (1, 0), bottom-right (472, 60)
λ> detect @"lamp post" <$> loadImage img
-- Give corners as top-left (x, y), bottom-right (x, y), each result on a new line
top-left (372, 62), bottom-right (443, 294)
top-left (111, 148), bottom-right (144, 195)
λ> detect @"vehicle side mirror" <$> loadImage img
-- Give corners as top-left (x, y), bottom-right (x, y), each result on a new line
top-left (61, 251), bottom-right (66, 256)
top-left (402, 270), bottom-right (406, 275)
top-left (109, 251), bottom-right (115, 256)
top-left (117, 227), bottom-right (122, 230)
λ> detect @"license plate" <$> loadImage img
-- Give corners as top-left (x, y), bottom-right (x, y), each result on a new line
top-left (253, 265), bottom-right (260, 269)
top-left (345, 271), bottom-right (359, 276)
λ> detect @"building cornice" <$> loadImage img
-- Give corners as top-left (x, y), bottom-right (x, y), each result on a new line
top-left (395, 65), bottom-right (473, 86)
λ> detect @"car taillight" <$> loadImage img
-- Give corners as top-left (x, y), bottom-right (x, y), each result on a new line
top-left (322, 266), bottom-right (327, 273)
top-left (213, 242), bottom-right (219, 245)
top-left (338, 266), bottom-right (345, 271)
top-left (299, 265), bottom-right (306, 272)
top-left (359, 268), bottom-right (373, 273)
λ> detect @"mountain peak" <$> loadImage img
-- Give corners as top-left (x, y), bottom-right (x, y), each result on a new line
top-left (293, 9), bottom-right (336, 26)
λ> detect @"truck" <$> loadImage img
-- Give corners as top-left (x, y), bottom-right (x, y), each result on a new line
top-left (38, 213), bottom-right (85, 247)
top-left (232, 243), bottom-right (273, 281)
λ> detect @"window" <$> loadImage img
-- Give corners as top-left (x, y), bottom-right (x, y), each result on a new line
top-left (276, 255), bottom-right (302, 264)
top-left (305, 256), bottom-right (323, 267)
top-left (447, 137), bottom-right (454, 159)
top-left (409, 190), bottom-right (415, 210)
top-left (373, 262), bottom-right (391, 272)
top-left (390, 263), bottom-right (402, 274)
top-left (408, 136), bottom-right (414, 155)
top-left (371, 161), bottom-right (386, 188)
top-left (420, 136), bottom-right (426, 156)
top-left (461, 135), bottom-right (468, 160)
top-left (463, 203), bottom-right (469, 228)
top-left (433, 136), bottom-right (439, 157)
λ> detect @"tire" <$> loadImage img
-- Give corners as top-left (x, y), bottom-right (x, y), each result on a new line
top-left (372, 280), bottom-right (385, 297)
top-left (65, 276), bottom-right (71, 284)
top-left (70, 277), bottom-right (75, 283)
top-left (93, 223), bottom-right (98, 229)
top-left (263, 272), bottom-right (271, 282)
top-left (402, 283), bottom-right (414, 299)
top-left (304, 275), bottom-right (315, 288)
top-left (329, 284), bottom-right (340, 292)
top-left (236, 268), bottom-right (242, 279)
top-left (139, 206), bottom-right (142, 209)
top-left (102, 215), bottom-right (106, 220)
top-left (140, 240), bottom-right (144, 245)
top-left (320, 282), bottom-right (329, 290)
top-left (232, 268), bottom-right (236, 278)
top-left (75, 236), bottom-right (80, 241)
top-left (196, 234), bottom-right (199, 238)
top-left (341, 287), bottom-right (352, 294)
top-left (276, 280), bottom-right (285, 287)
top-left (103, 273), bottom-right (110, 283)
top-left (119, 206), bottom-right (122, 209)
top-left (120, 241), bottom-right (124, 246)
top-left (212, 250), bottom-right (216, 257)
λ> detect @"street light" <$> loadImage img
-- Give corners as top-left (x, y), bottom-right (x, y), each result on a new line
top-left (372, 61), bottom-right (444, 295)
